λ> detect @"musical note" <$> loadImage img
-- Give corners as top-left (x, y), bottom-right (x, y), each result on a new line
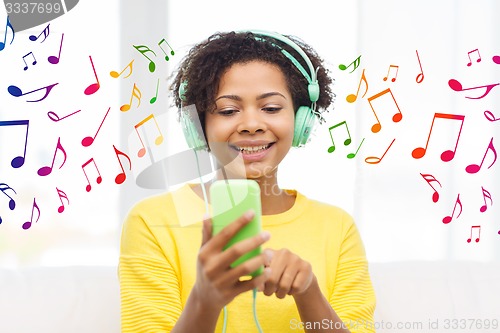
top-left (479, 186), bottom-right (492, 213)
top-left (0, 16), bottom-right (15, 51)
top-left (134, 114), bottom-right (164, 157)
top-left (466, 137), bottom-right (496, 174)
top-left (82, 107), bottom-right (111, 147)
top-left (158, 38), bottom-right (175, 61)
top-left (8, 83), bottom-right (58, 102)
top-left (37, 137), bottom-right (67, 176)
top-left (48, 33), bottom-right (64, 64)
top-left (22, 52), bottom-right (37, 70)
top-left (448, 79), bottom-right (499, 99)
top-left (150, 78), bottom-right (160, 104)
top-left (484, 110), bottom-right (500, 122)
top-left (367, 88), bottom-right (402, 133)
top-left (420, 173), bottom-right (442, 203)
top-left (467, 225), bottom-right (481, 243)
top-left (365, 138), bottom-right (396, 164)
top-left (327, 121), bottom-right (351, 153)
top-left (22, 198), bottom-right (40, 230)
top-left (383, 65), bottom-right (399, 82)
top-left (113, 145), bottom-right (132, 185)
top-left (346, 69), bottom-right (368, 103)
top-left (82, 158), bottom-right (102, 192)
top-left (0, 183), bottom-right (16, 224)
top-left (47, 109), bottom-right (81, 122)
top-left (120, 84), bottom-right (142, 112)
top-left (133, 45), bottom-right (156, 73)
top-left (466, 49), bottom-right (481, 66)
top-left (339, 55), bottom-right (361, 73)
top-left (415, 50), bottom-right (424, 83)
top-left (110, 59), bottom-right (134, 78)
top-left (0, 120), bottom-right (29, 168)
top-left (29, 23), bottom-right (50, 43)
top-left (347, 138), bottom-right (365, 159)
top-left (493, 55), bottom-right (500, 65)
top-left (84, 56), bottom-right (100, 95)
top-left (442, 194), bottom-right (462, 224)
top-left (412, 113), bottom-right (465, 162)
top-left (56, 187), bottom-right (69, 213)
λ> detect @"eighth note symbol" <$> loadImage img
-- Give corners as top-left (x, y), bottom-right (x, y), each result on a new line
top-left (442, 194), bottom-right (462, 224)
top-left (38, 137), bottom-right (67, 176)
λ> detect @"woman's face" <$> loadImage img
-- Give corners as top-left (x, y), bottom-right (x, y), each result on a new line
top-left (205, 60), bottom-right (295, 180)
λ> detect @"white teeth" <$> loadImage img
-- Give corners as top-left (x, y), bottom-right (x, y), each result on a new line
top-left (234, 144), bottom-right (271, 154)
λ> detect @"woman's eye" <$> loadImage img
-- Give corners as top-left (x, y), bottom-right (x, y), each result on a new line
top-left (217, 109), bottom-right (237, 116)
top-left (263, 107), bottom-right (282, 113)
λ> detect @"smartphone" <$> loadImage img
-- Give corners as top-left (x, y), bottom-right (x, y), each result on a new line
top-left (210, 179), bottom-right (263, 277)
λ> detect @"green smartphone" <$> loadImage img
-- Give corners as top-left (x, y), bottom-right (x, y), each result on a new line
top-left (210, 179), bottom-right (263, 277)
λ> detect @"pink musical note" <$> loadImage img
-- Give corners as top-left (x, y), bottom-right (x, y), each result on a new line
top-left (8, 83), bottom-right (58, 102)
top-left (82, 107), bottom-right (111, 147)
top-left (0, 16), bottom-right (15, 51)
top-left (347, 138), bottom-right (365, 159)
top-left (479, 186), bottom-right (492, 213)
top-left (327, 120), bottom-right (351, 153)
top-left (448, 79), bottom-right (499, 99)
top-left (22, 198), bottom-right (40, 230)
top-left (367, 88), bottom-right (402, 133)
top-left (113, 145), bottom-right (132, 185)
top-left (133, 45), bottom-right (156, 72)
top-left (134, 114), bottom-right (164, 157)
top-left (365, 138), bottom-right (396, 164)
top-left (158, 38), bottom-right (175, 61)
top-left (467, 225), bottom-right (481, 243)
top-left (412, 113), bottom-right (465, 162)
top-left (48, 33), bottom-right (64, 64)
top-left (56, 187), bottom-right (69, 213)
top-left (29, 23), bottom-right (50, 43)
top-left (110, 59), bottom-right (134, 78)
top-left (346, 69), bottom-right (368, 103)
top-left (383, 64), bottom-right (399, 82)
top-left (442, 194), bottom-right (462, 224)
top-left (84, 56), bottom-right (100, 95)
top-left (120, 84), bottom-right (142, 112)
top-left (37, 137), bottom-right (67, 176)
top-left (82, 158), bottom-right (102, 192)
top-left (150, 78), bottom-right (160, 104)
top-left (0, 183), bottom-right (16, 224)
top-left (47, 109), bottom-right (81, 122)
top-left (466, 137), bottom-right (496, 174)
top-left (466, 49), bottom-right (481, 66)
top-left (22, 52), bottom-right (37, 70)
top-left (484, 110), bottom-right (500, 122)
top-left (339, 55), bottom-right (361, 73)
top-left (0, 120), bottom-right (29, 168)
top-left (493, 55), bottom-right (500, 65)
top-left (415, 50), bottom-right (424, 83)
top-left (420, 173), bottom-right (442, 203)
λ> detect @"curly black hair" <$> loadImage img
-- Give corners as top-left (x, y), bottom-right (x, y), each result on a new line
top-left (170, 31), bottom-right (335, 135)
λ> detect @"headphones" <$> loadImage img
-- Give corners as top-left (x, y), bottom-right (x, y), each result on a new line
top-left (179, 30), bottom-right (320, 150)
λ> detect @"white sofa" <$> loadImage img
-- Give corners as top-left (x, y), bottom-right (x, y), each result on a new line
top-left (1, 261), bottom-right (500, 333)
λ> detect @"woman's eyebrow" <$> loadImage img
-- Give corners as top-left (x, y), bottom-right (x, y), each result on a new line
top-left (256, 92), bottom-right (286, 100)
top-left (215, 95), bottom-right (242, 102)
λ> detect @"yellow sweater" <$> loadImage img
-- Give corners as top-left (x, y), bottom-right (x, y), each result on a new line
top-left (119, 184), bottom-right (376, 333)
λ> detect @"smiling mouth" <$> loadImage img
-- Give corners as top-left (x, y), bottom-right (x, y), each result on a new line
top-left (230, 143), bottom-right (275, 155)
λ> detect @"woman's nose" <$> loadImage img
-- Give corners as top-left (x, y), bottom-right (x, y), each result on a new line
top-left (237, 109), bottom-right (267, 134)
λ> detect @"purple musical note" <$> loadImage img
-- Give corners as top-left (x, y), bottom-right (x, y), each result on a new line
top-left (0, 120), bottom-right (29, 168)
top-left (8, 83), bottom-right (58, 102)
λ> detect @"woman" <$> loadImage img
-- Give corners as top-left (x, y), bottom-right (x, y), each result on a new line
top-left (119, 30), bottom-right (375, 333)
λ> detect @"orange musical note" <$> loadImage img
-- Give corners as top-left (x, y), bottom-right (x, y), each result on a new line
top-left (339, 55), bottom-right (361, 73)
top-left (113, 145), bottom-right (132, 185)
top-left (346, 69), bottom-right (368, 103)
top-left (158, 38), bottom-right (175, 61)
top-left (38, 137), bottom-right (67, 176)
top-left (365, 138), bottom-right (396, 164)
top-left (47, 109), bottom-right (81, 122)
top-left (56, 187), bottom-right (69, 213)
top-left (29, 23), bottom-right (50, 43)
top-left (82, 158), bottom-right (102, 192)
top-left (467, 225), bottom-right (481, 243)
top-left (420, 173), bottom-right (442, 203)
top-left (8, 83), bottom-right (58, 102)
top-left (415, 50), bottom-right (424, 83)
top-left (412, 113), bottom-right (465, 162)
top-left (466, 49), bottom-right (481, 66)
top-left (133, 45), bottom-right (156, 72)
top-left (110, 59), bottom-right (134, 78)
top-left (120, 83), bottom-right (142, 112)
top-left (84, 56), bottom-right (100, 95)
top-left (479, 186), bottom-right (492, 213)
top-left (383, 64), bottom-right (399, 82)
top-left (0, 120), bottom-right (29, 168)
top-left (82, 107), bottom-right (111, 147)
top-left (466, 137), bottom-right (496, 174)
top-left (48, 33), bottom-right (64, 64)
top-left (22, 52), bottom-right (37, 70)
top-left (134, 114), bottom-right (164, 157)
top-left (448, 79), bottom-right (499, 99)
top-left (0, 183), bottom-right (16, 224)
top-left (327, 121), bottom-right (351, 153)
top-left (442, 194), bottom-right (462, 224)
top-left (347, 138), bottom-right (365, 159)
top-left (22, 198), bottom-right (40, 230)
top-left (0, 16), bottom-right (15, 51)
top-left (484, 110), bottom-right (500, 122)
top-left (150, 78), bottom-right (160, 104)
top-left (366, 88), bottom-right (402, 133)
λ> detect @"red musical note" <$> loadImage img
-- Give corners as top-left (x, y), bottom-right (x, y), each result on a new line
top-left (466, 137), bottom-right (496, 174)
top-left (113, 145), bottom-right (132, 185)
top-left (327, 120), bottom-right (351, 153)
top-left (365, 138), bottom-right (396, 164)
top-left (346, 69), bottom-right (368, 103)
top-left (133, 45), bottom-right (156, 72)
top-left (134, 114), bottom-right (164, 157)
top-left (22, 52), bottom-right (37, 70)
top-left (84, 56), bottom-right (100, 95)
top-left (466, 49), bottom-right (481, 66)
top-left (415, 50), bottom-right (424, 83)
top-left (448, 79), bottom-right (499, 99)
top-left (420, 173), bottom-right (442, 203)
top-left (339, 55), bottom-right (361, 73)
top-left (479, 186), bottom-right (492, 213)
top-left (412, 113), bottom-right (465, 162)
top-left (150, 78), bottom-right (160, 104)
top-left (22, 198), bottom-right (40, 230)
top-left (493, 55), bottom-right (500, 65)
top-left (8, 83), bottom-right (58, 102)
top-left (442, 194), bottom-right (462, 224)
top-left (158, 38), bottom-right (175, 61)
top-left (120, 84), bottom-right (142, 112)
top-left (383, 64), bottom-right (399, 82)
top-left (110, 59), bottom-right (134, 78)
top-left (484, 110), bottom-right (500, 122)
top-left (47, 109), bottom-right (81, 122)
top-left (367, 88), bottom-right (402, 133)
top-left (467, 225), bottom-right (481, 243)
top-left (0, 183), bottom-right (16, 224)
top-left (82, 107), bottom-right (111, 147)
top-left (347, 138), bottom-right (365, 159)
top-left (0, 120), bottom-right (29, 168)
top-left (48, 33), bottom-right (64, 64)
top-left (0, 16), bottom-right (15, 51)
top-left (29, 23), bottom-right (50, 43)
top-left (82, 158), bottom-right (102, 192)
top-left (56, 187), bottom-right (69, 213)
top-left (38, 137), bottom-right (67, 176)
